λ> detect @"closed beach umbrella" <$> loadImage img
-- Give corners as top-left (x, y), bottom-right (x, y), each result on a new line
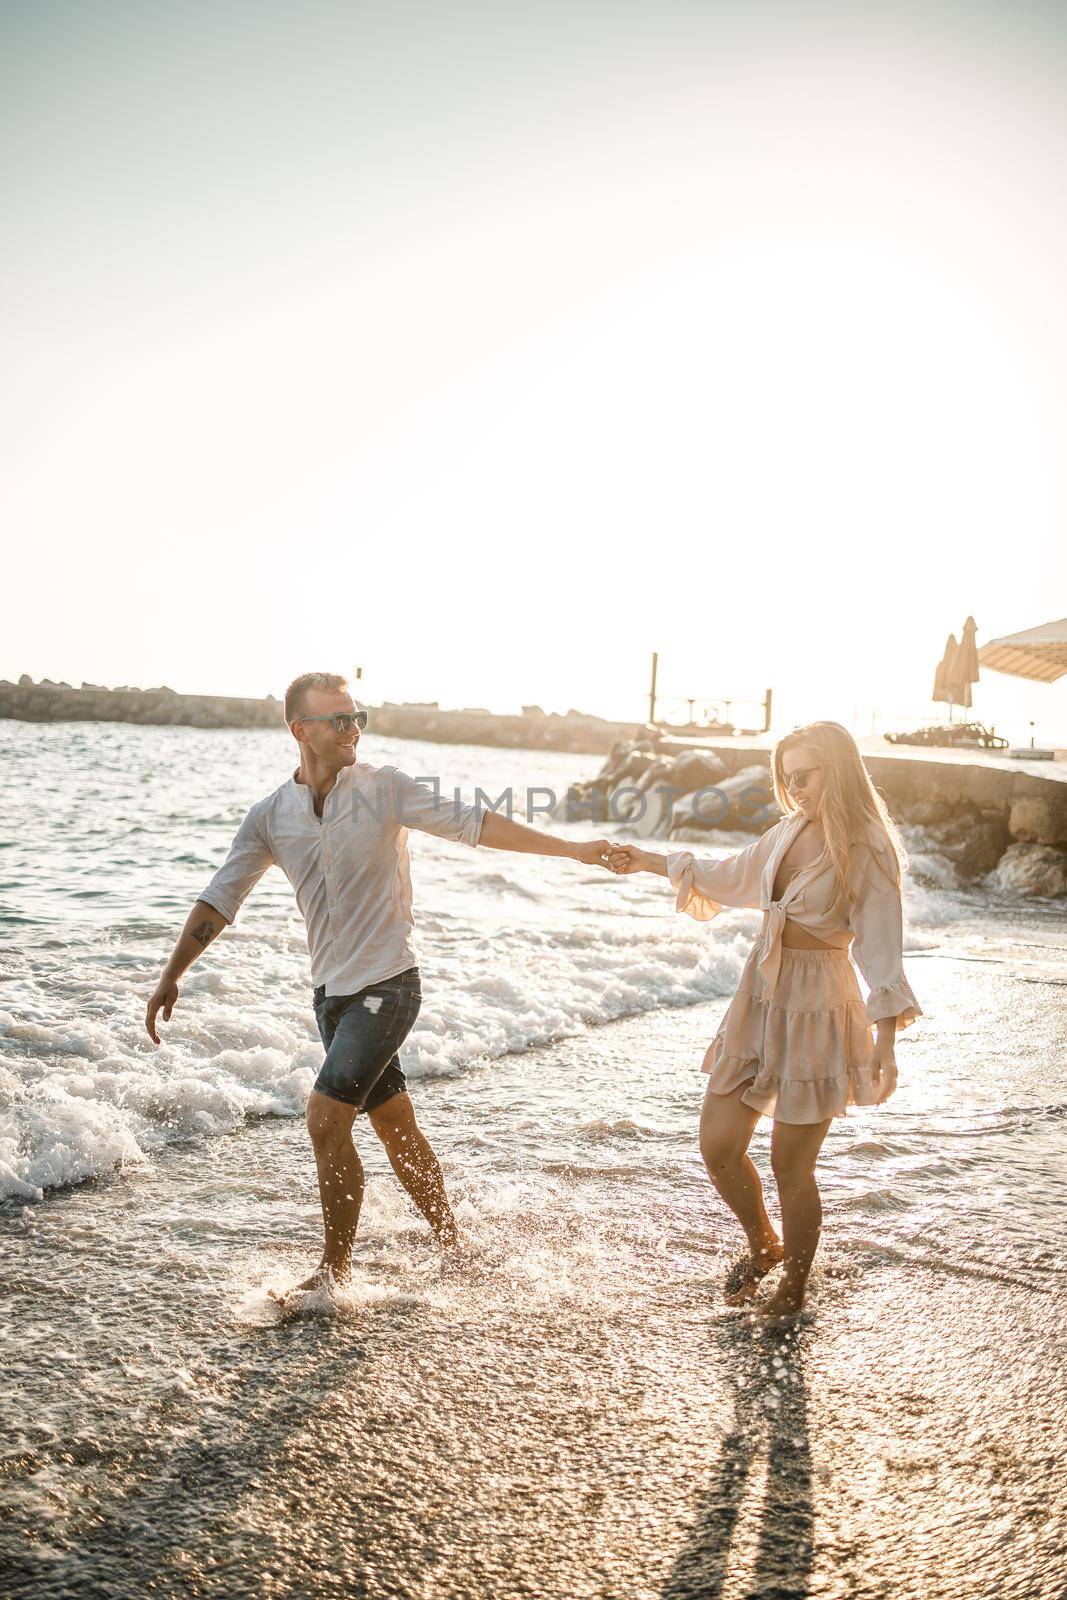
top-left (954, 615), bottom-right (980, 707)
top-left (933, 634), bottom-right (959, 704)
top-left (953, 611), bottom-right (979, 688)
top-left (978, 617), bottom-right (1067, 683)
top-left (951, 669), bottom-right (973, 710)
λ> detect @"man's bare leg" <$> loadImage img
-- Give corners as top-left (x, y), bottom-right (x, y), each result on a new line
top-left (369, 1092), bottom-right (458, 1247)
top-left (700, 1080), bottom-right (784, 1303)
top-left (271, 1089), bottom-right (365, 1298)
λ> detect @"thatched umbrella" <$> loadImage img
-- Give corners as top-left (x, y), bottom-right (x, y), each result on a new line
top-left (978, 617), bottom-right (1067, 682)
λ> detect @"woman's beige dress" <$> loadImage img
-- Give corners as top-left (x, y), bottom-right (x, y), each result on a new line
top-left (667, 813), bottom-right (921, 1124)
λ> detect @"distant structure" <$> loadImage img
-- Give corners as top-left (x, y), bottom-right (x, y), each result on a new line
top-left (646, 652), bottom-right (772, 736)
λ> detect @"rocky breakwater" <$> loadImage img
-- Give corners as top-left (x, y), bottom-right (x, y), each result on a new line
top-left (561, 734), bottom-right (1067, 899)
top-left (0, 679), bottom-right (642, 754)
top-left (553, 736), bottom-right (775, 839)
top-left (368, 702), bottom-right (641, 755)
top-left (0, 677), bottom-right (281, 729)
top-left (871, 754), bottom-right (1067, 900)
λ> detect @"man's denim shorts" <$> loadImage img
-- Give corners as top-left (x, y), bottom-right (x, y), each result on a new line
top-left (312, 967), bottom-right (422, 1112)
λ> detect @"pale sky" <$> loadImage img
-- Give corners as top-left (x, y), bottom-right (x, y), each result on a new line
top-left (3, 0), bottom-right (1066, 743)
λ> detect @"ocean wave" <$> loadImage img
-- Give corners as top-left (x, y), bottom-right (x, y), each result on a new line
top-left (0, 724), bottom-right (985, 1205)
top-left (0, 916), bottom-right (745, 1202)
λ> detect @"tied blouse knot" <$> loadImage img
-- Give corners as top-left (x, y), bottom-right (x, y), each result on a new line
top-left (756, 901), bottom-right (790, 993)
top-left (666, 812), bottom-right (921, 1029)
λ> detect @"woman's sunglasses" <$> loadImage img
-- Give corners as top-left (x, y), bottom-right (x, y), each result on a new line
top-left (297, 709), bottom-right (369, 734)
top-left (784, 764), bottom-right (821, 791)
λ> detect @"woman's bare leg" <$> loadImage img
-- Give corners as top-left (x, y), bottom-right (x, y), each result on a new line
top-left (700, 1080), bottom-right (783, 1301)
top-left (763, 1116), bottom-right (833, 1318)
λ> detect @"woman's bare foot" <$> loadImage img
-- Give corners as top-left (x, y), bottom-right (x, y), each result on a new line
top-left (758, 1281), bottom-right (807, 1324)
top-left (268, 1261), bottom-right (351, 1303)
top-left (724, 1238), bottom-right (784, 1306)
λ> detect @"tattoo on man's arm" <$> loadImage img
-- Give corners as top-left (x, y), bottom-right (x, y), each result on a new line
top-left (190, 920), bottom-right (219, 949)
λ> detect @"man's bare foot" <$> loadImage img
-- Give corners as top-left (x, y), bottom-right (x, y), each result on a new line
top-left (724, 1239), bottom-right (784, 1306)
top-left (268, 1261), bottom-right (351, 1304)
top-left (439, 1229), bottom-right (479, 1269)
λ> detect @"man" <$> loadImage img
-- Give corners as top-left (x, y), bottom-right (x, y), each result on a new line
top-left (145, 671), bottom-right (612, 1299)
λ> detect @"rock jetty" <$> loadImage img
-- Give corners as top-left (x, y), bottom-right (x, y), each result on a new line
top-left (0, 677), bottom-right (282, 729)
top-left (0, 678), bottom-right (640, 755)
top-left (560, 733), bottom-right (1067, 898)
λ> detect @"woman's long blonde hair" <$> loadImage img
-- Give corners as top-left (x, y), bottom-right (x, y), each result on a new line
top-left (772, 722), bottom-right (907, 904)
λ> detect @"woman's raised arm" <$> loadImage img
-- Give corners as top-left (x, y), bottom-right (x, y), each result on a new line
top-left (607, 823), bottom-right (784, 921)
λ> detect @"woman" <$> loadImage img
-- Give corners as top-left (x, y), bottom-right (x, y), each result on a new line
top-left (608, 722), bottom-right (921, 1323)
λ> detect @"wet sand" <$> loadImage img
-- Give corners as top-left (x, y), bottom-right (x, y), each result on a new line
top-left (3, 932), bottom-right (1065, 1599)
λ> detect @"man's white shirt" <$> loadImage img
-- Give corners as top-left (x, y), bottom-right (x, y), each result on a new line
top-left (198, 763), bottom-right (484, 996)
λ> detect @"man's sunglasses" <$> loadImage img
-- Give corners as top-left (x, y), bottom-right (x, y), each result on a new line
top-left (784, 764), bottom-right (822, 791)
top-left (297, 709), bottom-right (368, 734)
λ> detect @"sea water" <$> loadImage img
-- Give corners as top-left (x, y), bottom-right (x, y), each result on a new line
top-left (1, 722), bottom-right (1065, 1599)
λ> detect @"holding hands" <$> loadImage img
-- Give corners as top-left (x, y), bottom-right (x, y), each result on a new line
top-left (573, 840), bottom-right (664, 876)
top-left (603, 843), bottom-right (658, 875)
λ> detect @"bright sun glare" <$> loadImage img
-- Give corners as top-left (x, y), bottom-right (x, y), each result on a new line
top-left (2, 3), bottom-right (1065, 741)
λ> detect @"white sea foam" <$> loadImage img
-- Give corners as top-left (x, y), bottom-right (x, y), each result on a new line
top-left (0, 1092), bottom-right (148, 1200)
top-left (0, 906), bottom-right (746, 1199)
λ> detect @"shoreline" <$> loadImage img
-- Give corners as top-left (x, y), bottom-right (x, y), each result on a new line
top-left (3, 952), bottom-right (1064, 1600)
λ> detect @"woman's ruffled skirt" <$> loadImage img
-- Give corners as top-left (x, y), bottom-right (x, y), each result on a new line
top-left (703, 943), bottom-right (878, 1125)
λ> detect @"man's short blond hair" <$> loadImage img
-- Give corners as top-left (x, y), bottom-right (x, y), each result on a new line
top-left (284, 672), bottom-right (349, 725)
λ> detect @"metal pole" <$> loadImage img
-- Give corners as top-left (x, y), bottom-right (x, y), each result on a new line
top-left (649, 652), bottom-right (658, 726)
top-left (764, 688), bottom-right (773, 732)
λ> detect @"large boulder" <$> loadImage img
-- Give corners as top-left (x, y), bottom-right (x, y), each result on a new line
top-left (668, 790), bottom-right (727, 833)
top-left (628, 784), bottom-right (683, 838)
top-left (988, 843), bottom-right (1067, 898)
top-left (614, 750), bottom-right (659, 787)
top-left (707, 765), bottom-right (776, 833)
top-left (640, 764), bottom-right (774, 838)
top-left (550, 779), bottom-right (611, 824)
top-left (669, 749), bottom-right (729, 794)
top-left (607, 760), bottom-right (677, 823)
top-left (610, 789), bottom-right (643, 822)
top-left (924, 810), bottom-right (1011, 880)
top-left (899, 796), bottom-right (957, 827)
top-left (1009, 794), bottom-right (1067, 847)
top-left (596, 746), bottom-right (649, 792)
top-left (901, 841), bottom-right (959, 891)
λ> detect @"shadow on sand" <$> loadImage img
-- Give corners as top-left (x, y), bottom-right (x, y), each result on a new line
top-left (663, 1322), bottom-right (815, 1599)
top-left (2, 1308), bottom-right (376, 1600)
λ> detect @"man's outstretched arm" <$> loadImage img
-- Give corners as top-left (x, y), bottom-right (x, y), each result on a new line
top-left (145, 901), bottom-right (230, 1044)
top-left (389, 768), bottom-right (615, 867)
top-left (145, 803), bottom-right (274, 1044)
top-left (478, 811), bottom-right (612, 866)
